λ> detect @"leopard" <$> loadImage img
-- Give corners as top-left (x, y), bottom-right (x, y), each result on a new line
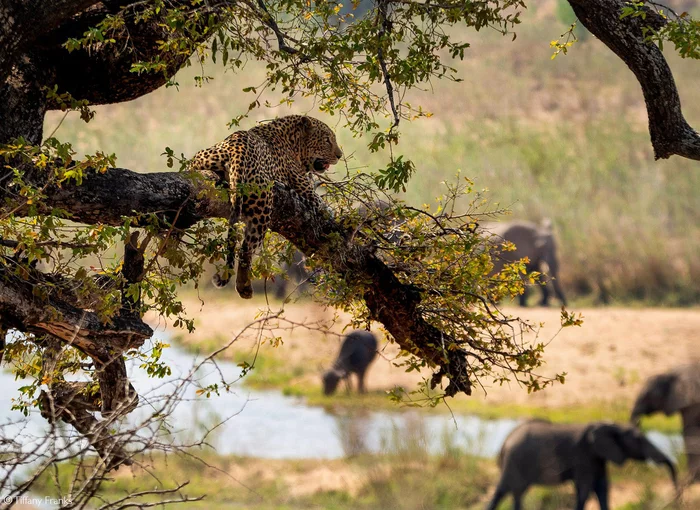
top-left (189, 115), bottom-right (343, 299)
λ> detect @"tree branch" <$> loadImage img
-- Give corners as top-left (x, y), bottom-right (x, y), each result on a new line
top-left (0, 0), bottom-right (100, 82)
top-left (0, 264), bottom-right (152, 349)
top-left (31, 1), bottom-right (233, 107)
top-left (16, 166), bottom-right (473, 395)
top-left (568, 0), bottom-right (700, 160)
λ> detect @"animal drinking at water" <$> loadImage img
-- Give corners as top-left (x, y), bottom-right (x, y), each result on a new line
top-left (322, 330), bottom-right (378, 395)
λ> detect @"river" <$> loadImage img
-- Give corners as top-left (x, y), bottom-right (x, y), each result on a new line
top-left (0, 336), bottom-right (683, 462)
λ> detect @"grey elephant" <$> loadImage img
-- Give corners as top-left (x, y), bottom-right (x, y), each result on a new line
top-left (268, 249), bottom-right (311, 300)
top-left (486, 419), bottom-right (676, 510)
top-left (322, 330), bottom-right (378, 395)
top-left (631, 364), bottom-right (700, 483)
top-left (482, 219), bottom-right (567, 307)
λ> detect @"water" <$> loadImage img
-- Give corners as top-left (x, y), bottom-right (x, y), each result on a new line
top-left (0, 334), bottom-right (684, 461)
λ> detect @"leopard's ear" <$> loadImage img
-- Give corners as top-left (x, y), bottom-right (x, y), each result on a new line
top-left (299, 116), bottom-right (312, 132)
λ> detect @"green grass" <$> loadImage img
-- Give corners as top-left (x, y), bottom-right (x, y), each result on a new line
top-left (295, 386), bottom-right (681, 435)
top-left (32, 436), bottom-right (685, 510)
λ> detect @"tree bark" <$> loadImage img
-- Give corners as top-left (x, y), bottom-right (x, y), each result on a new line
top-left (0, 0), bottom-right (100, 81)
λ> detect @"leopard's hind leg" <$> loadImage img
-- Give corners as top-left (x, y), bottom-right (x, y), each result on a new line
top-left (235, 189), bottom-right (272, 299)
top-left (212, 194), bottom-right (242, 288)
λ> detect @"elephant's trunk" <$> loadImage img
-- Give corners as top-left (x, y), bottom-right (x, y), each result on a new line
top-left (630, 400), bottom-right (647, 426)
top-left (630, 410), bottom-right (642, 426)
top-left (662, 459), bottom-right (678, 489)
top-left (643, 442), bottom-right (677, 488)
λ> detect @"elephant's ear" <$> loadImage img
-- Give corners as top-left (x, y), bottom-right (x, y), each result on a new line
top-left (664, 367), bottom-right (700, 414)
top-left (586, 424), bottom-right (626, 465)
top-left (661, 374), bottom-right (684, 415)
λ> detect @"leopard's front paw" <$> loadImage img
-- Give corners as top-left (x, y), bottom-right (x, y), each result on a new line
top-left (236, 281), bottom-right (253, 299)
top-left (235, 266), bottom-right (252, 298)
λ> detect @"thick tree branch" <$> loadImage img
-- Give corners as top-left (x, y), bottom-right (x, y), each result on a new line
top-left (22, 167), bottom-right (473, 395)
top-left (569, 0), bottom-right (700, 160)
top-left (0, 0), bottom-right (100, 82)
top-left (0, 52), bottom-right (51, 144)
top-left (33, 1), bottom-right (235, 107)
top-left (0, 265), bottom-right (152, 350)
top-left (39, 381), bottom-right (133, 469)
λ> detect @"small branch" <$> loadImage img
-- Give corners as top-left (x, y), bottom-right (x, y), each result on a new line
top-left (255, 0), bottom-right (301, 55)
top-left (0, 237), bottom-right (96, 250)
top-left (377, 0), bottom-right (400, 129)
top-left (39, 381), bottom-right (133, 470)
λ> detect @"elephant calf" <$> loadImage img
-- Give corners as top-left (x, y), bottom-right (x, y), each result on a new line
top-left (482, 219), bottom-right (567, 307)
top-left (631, 363), bottom-right (700, 483)
top-left (487, 419), bottom-right (676, 510)
top-left (322, 330), bottom-right (377, 395)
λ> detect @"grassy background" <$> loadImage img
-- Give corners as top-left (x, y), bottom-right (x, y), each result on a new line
top-left (44, 5), bottom-right (700, 305)
top-left (36, 426), bottom-right (689, 510)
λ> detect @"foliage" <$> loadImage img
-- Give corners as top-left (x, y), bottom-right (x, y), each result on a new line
top-left (621, 1), bottom-right (700, 59)
top-left (57, 0), bottom-right (529, 190)
top-left (0, 0), bottom-right (582, 413)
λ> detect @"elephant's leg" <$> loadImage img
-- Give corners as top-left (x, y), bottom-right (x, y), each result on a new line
top-left (511, 489), bottom-right (524, 510)
top-left (593, 475), bottom-right (610, 510)
top-left (273, 271), bottom-right (289, 300)
top-left (552, 277), bottom-right (567, 306)
top-left (538, 279), bottom-right (551, 307)
top-left (518, 285), bottom-right (529, 307)
top-left (485, 486), bottom-right (508, 510)
top-left (574, 480), bottom-right (593, 510)
top-left (683, 421), bottom-right (700, 483)
top-left (357, 369), bottom-right (367, 394)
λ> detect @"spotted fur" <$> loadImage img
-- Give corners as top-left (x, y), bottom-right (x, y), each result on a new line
top-left (189, 115), bottom-right (342, 298)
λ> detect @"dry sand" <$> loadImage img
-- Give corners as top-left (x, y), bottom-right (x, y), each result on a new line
top-left (149, 294), bottom-right (700, 409)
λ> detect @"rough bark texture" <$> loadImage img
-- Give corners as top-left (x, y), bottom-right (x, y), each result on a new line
top-left (0, 52), bottom-right (51, 144)
top-left (0, 0), bottom-right (100, 81)
top-left (38, 2), bottom-right (201, 106)
top-left (569, 0), bottom-right (700, 160)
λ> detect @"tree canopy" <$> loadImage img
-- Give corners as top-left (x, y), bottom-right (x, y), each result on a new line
top-left (0, 0), bottom-right (698, 499)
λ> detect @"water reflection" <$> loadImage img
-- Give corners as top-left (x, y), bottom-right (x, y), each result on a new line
top-left (0, 335), bottom-right (684, 462)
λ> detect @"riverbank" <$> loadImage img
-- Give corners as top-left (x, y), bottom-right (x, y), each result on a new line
top-left (37, 447), bottom-right (696, 510)
top-left (149, 293), bottom-right (700, 433)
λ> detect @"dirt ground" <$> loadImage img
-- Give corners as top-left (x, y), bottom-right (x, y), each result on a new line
top-left (149, 293), bottom-right (700, 410)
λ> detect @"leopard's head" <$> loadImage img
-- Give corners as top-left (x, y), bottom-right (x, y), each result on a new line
top-left (300, 116), bottom-right (343, 173)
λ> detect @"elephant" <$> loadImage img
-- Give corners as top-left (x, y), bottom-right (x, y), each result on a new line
top-left (322, 330), bottom-right (378, 395)
top-left (486, 419), bottom-right (676, 510)
top-left (482, 219), bottom-right (567, 307)
top-left (631, 364), bottom-right (700, 483)
top-left (266, 249), bottom-right (311, 300)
